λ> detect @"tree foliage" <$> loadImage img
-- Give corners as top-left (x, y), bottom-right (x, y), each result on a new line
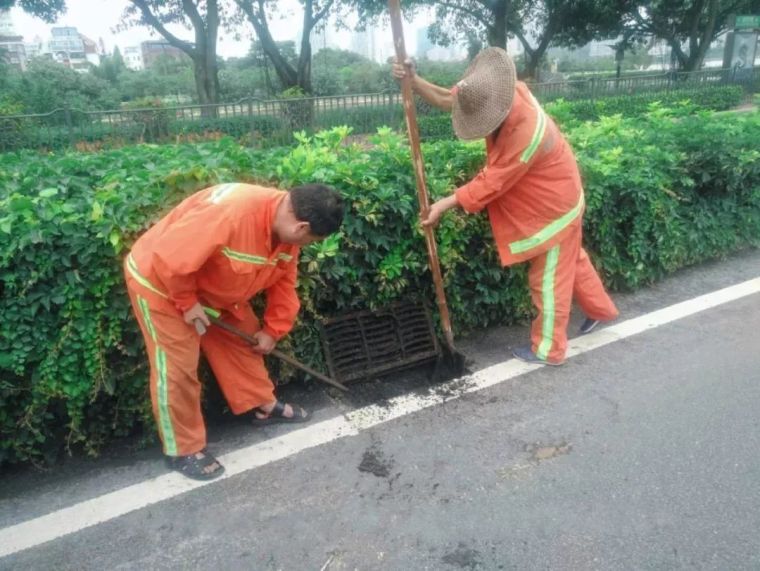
top-left (622, 0), bottom-right (760, 71)
top-left (0, 0), bottom-right (66, 22)
top-left (352, 0), bottom-right (627, 78)
top-left (122, 0), bottom-right (224, 106)
top-left (0, 58), bottom-right (120, 112)
top-left (233, 0), bottom-right (340, 93)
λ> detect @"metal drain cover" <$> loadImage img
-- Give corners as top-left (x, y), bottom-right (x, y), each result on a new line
top-left (319, 300), bottom-right (440, 384)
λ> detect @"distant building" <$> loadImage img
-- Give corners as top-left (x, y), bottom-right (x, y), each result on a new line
top-left (0, 8), bottom-right (26, 70)
top-left (416, 26), bottom-right (434, 58)
top-left (48, 26), bottom-right (96, 71)
top-left (0, 9), bottom-right (14, 36)
top-left (311, 16), bottom-right (343, 53)
top-left (414, 25), bottom-right (466, 61)
top-left (24, 36), bottom-right (44, 60)
top-left (49, 27), bottom-right (83, 55)
top-left (424, 44), bottom-right (467, 61)
top-left (141, 40), bottom-right (188, 69)
top-left (350, 27), bottom-right (378, 62)
top-left (588, 40), bottom-right (614, 58)
top-left (0, 34), bottom-right (26, 70)
top-left (81, 34), bottom-right (100, 66)
top-left (123, 46), bottom-right (144, 70)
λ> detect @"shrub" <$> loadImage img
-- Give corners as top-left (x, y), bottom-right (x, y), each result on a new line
top-left (1, 109), bottom-right (758, 465)
top-left (545, 85), bottom-right (745, 126)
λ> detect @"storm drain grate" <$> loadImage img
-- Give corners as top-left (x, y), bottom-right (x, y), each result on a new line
top-left (319, 300), bottom-right (440, 384)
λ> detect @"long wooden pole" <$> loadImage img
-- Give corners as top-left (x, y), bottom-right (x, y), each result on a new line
top-left (195, 317), bottom-right (349, 392)
top-left (387, 0), bottom-right (457, 352)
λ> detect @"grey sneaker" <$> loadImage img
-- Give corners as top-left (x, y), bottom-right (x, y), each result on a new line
top-left (512, 345), bottom-right (564, 367)
top-left (579, 317), bottom-right (600, 335)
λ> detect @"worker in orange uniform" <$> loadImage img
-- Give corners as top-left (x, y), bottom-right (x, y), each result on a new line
top-left (393, 48), bottom-right (618, 366)
top-left (125, 183), bottom-right (344, 480)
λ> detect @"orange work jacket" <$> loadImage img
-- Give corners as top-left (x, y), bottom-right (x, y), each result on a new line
top-left (127, 183), bottom-right (300, 340)
top-left (455, 81), bottom-right (585, 266)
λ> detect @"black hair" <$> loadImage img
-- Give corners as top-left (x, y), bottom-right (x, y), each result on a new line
top-left (290, 184), bottom-right (344, 237)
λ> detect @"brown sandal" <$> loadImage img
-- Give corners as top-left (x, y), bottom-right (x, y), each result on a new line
top-left (166, 451), bottom-right (225, 481)
top-left (251, 400), bottom-right (309, 426)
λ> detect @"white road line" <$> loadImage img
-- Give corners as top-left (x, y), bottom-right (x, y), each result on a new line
top-left (1, 276), bottom-right (759, 559)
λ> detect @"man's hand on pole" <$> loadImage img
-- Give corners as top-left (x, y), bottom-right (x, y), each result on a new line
top-left (391, 57), bottom-right (416, 82)
top-left (183, 302), bottom-right (210, 327)
top-left (422, 195), bottom-right (459, 228)
top-left (251, 331), bottom-right (276, 354)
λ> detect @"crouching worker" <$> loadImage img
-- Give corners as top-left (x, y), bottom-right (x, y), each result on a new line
top-left (394, 48), bottom-right (618, 366)
top-left (124, 183), bottom-right (344, 480)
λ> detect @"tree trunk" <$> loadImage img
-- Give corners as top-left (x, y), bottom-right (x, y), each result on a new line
top-left (261, 42), bottom-right (298, 90)
top-left (193, 56), bottom-right (219, 116)
top-left (487, 1), bottom-right (508, 48)
top-left (514, 13), bottom-right (557, 81)
top-left (523, 52), bottom-right (543, 80)
top-left (687, 0), bottom-right (719, 71)
top-left (129, 0), bottom-right (221, 109)
top-left (668, 0), bottom-right (718, 71)
top-left (191, 20), bottom-right (218, 115)
top-left (296, 44), bottom-right (313, 93)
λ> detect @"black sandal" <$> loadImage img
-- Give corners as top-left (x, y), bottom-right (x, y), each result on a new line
top-left (166, 451), bottom-right (225, 481)
top-left (251, 400), bottom-right (309, 426)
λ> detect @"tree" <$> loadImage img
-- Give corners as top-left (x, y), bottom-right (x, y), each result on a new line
top-left (123, 0), bottom-right (223, 107)
top-left (311, 48), bottom-right (391, 95)
top-left (0, 0), bottom-right (66, 22)
top-left (118, 62), bottom-right (196, 102)
top-left (353, 0), bottom-right (627, 79)
top-left (5, 58), bottom-right (118, 112)
top-left (519, 1), bottom-right (633, 79)
top-left (93, 47), bottom-right (127, 84)
top-left (233, 0), bottom-right (338, 94)
top-left (622, 0), bottom-right (760, 71)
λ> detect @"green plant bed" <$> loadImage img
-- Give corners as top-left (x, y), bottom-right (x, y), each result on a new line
top-left (311, 105), bottom-right (404, 135)
top-left (168, 114), bottom-right (288, 142)
top-left (1, 109), bottom-right (758, 466)
top-left (545, 85), bottom-right (745, 125)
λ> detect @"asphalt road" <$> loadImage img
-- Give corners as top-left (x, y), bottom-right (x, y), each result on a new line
top-left (1, 249), bottom-right (759, 570)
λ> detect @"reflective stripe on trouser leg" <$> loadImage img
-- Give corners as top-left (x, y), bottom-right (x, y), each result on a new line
top-left (136, 295), bottom-right (178, 456)
top-left (536, 246), bottom-right (560, 360)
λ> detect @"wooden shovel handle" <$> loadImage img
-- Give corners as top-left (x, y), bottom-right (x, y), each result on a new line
top-left (207, 315), bottom-right (349, 392)
top-left (388, 0), bottom-right (456, 351)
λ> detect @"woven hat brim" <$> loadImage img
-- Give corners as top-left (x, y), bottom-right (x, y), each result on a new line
top-left (452, 48), bottom-right (517, 140)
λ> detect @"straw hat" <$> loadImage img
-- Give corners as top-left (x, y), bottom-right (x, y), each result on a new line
top-left (451, 47), bottom-right (517, 140)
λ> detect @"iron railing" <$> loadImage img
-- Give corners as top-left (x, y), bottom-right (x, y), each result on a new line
top-left (532, 67), bottom-right (759, 102)
top-left (1, 67), bottom-right (757, 153)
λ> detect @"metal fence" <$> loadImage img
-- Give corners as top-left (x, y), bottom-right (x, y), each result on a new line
top-left (532, 67), bottom-right (759, 102)
top-left (1, 67), bottom-right (757, 153)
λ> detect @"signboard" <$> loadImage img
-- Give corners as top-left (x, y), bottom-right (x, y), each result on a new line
top-left (722, 31), bottom-right (759, 80)
top-left (734, 15), bottom-right (760, 30)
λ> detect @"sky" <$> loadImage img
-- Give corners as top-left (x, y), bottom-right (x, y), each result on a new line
top-left (9, 0), bottom-right (437, 60)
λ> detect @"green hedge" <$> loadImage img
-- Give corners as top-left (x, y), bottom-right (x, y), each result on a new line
top-left (413, 85), bottom-right (747, 140)
top-left (546, 85), bottom-right (745, 124)
top-left (1, 110), bottom-right (759, 465)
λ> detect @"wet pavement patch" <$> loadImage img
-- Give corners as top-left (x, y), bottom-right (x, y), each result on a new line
top-left (528, 441), bottom-right (572, 462)
top-left (426, 375), bottom-right (476, 401)
top-left (358, 443), bottom-right (394, 478)
top-left (441, 543), bottom-right (482, 569)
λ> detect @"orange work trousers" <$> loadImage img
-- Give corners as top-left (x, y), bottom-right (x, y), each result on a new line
top-left (125, 270), bottom-right (275, 457)
top-left (527, 226), bottom-right (618, 364)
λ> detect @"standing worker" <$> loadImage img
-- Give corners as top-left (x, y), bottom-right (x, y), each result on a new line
top-left (125, 182), bottom-right (344, 480)
top-left (393, 48), bottom-right (618, 366)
